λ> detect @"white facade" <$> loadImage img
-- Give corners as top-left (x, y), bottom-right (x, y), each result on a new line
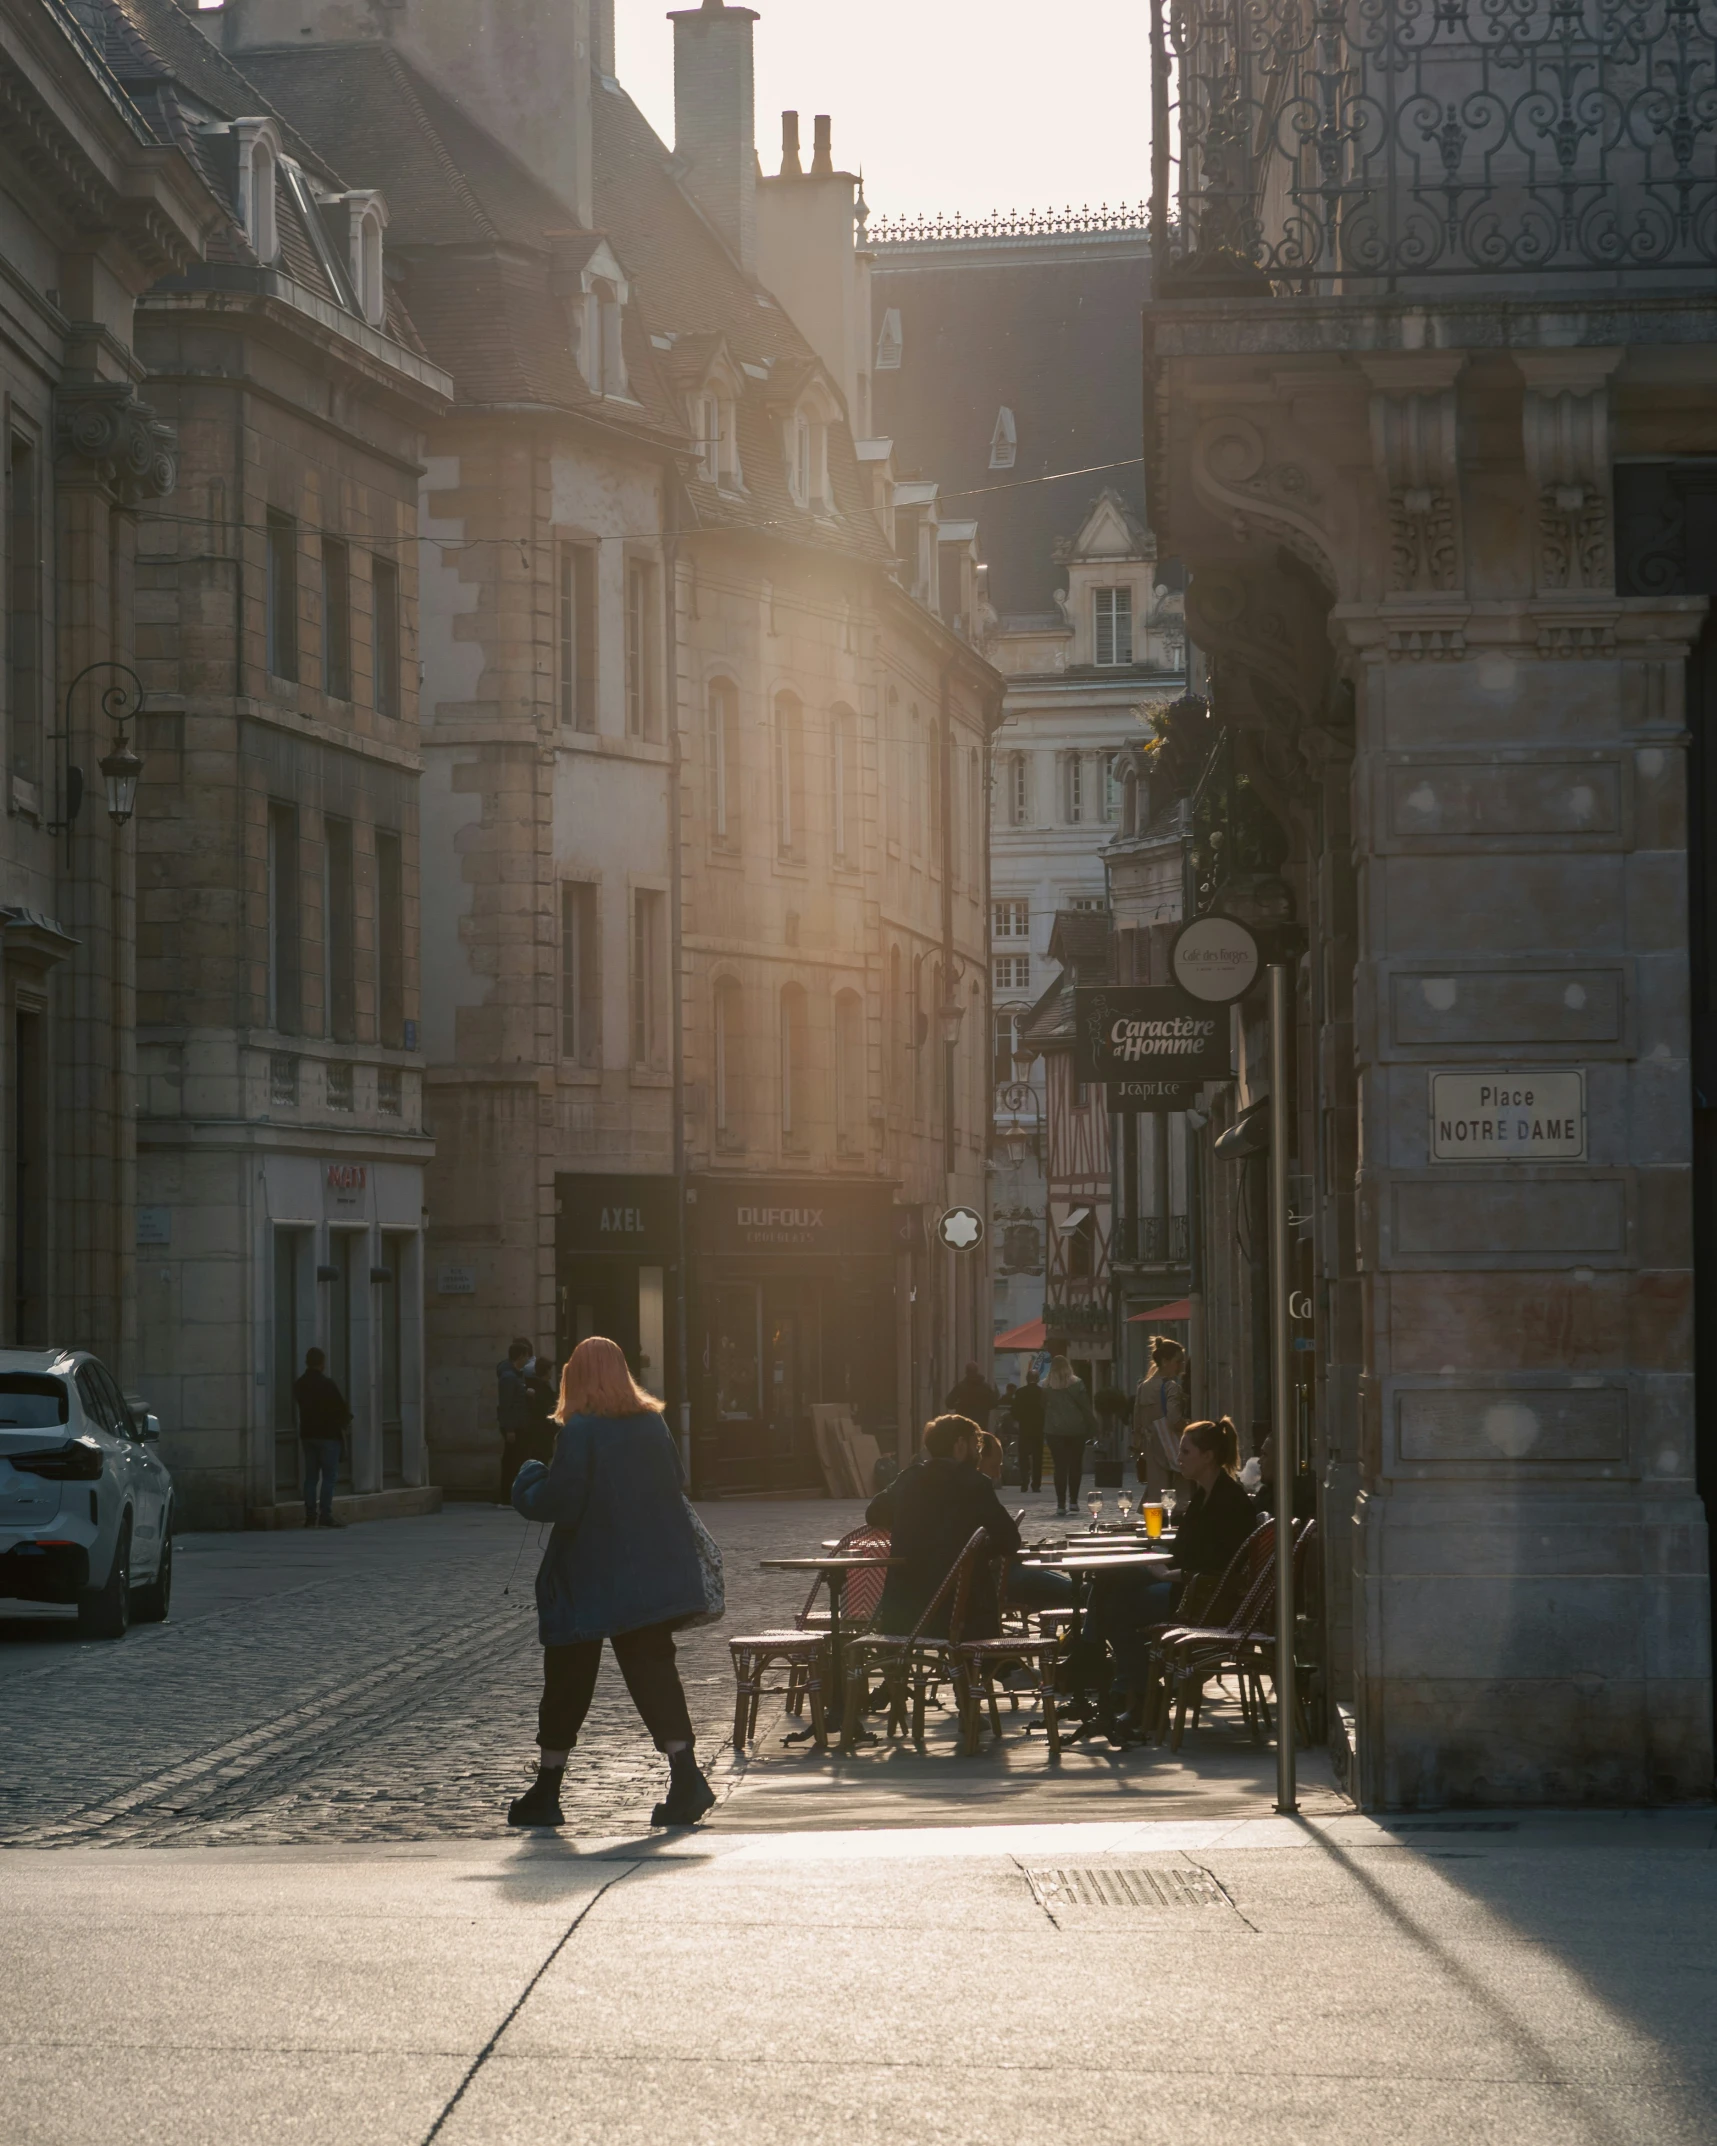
top-left (987, 493), bottom-right (1184, 1354)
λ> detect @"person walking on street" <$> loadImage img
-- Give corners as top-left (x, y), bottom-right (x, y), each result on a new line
top-left (944, 1360), bottom-right (1000, 1431)
top-left (496, 1337), bottom-right (535, 1505)
top-left (507, 1336), bottom-right (716, 1832)
top-left (1012, 1364), bottom-right (1047, 1492)
top-left (294, 1348), bottom-right (351, 1529)
top-left (1042, 1355), bottom-right (1098, 1516)
top-left (1131, 1335), bottom-right (1189, 1502)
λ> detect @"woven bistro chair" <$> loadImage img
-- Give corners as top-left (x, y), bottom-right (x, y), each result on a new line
top-left (952, 1552), bottom-right (1067, 1758)
top-left (1237, 1520), bottom-right (1320, 1741)
top-left (729, 1526), bottom-right (894, 1753)
top-left (841, 1529), bottom-right (991, 1752)
top-left (1148, 1519), bottom-right (1282, 1749)
top-left (781, 1524), bottom-right (891, 1721)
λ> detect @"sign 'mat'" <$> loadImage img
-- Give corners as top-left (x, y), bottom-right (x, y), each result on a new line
top-left (1074, 987), bottom-right (1230, 1084)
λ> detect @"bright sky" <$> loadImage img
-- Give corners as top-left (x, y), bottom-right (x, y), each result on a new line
top-left (614, 0), bottom-right (1151, 226)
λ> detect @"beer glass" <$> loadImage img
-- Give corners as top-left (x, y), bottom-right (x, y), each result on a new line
top-left (1144, 1502), bottom-right (1164, 1540)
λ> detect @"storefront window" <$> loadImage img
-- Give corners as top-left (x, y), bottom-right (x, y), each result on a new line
top-left (714, 1284), bottom-right (760, 1420)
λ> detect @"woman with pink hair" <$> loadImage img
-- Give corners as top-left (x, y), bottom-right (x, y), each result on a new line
top-left (506, 1335), bottom-right (715, 1830)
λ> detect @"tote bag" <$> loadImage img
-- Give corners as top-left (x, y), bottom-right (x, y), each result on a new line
top-left (680, 1497), bottom-right (726, 1628)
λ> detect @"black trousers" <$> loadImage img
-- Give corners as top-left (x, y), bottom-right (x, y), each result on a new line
top-left (1049, 1437), bottom-right (1085, 1508)
top-left (538, 1620), bottom-right (695, 1753)
top-left (1018, 1431), bottom-right (1044, 1492)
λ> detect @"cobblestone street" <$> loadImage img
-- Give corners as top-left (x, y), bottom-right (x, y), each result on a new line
top-left (0, 1501), bottom-right (868, 1847)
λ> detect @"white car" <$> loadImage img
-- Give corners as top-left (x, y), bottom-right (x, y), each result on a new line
top-left (0, 1349), bottom-right (173, 1638)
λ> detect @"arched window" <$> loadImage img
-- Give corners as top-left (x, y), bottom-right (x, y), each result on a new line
top-left (774, 691), bottom-right (805, 859)
top-left (887, 944), bottom-right (904, 1109)
top-left (780, 985), bottom-right (809, 1146)
top-left (245, 134), bottom-right (278, 263)
top-left (834, 990), bottom-right (864, 1154)
top-left (909, 706), bottom-right (924, 858)
top-left (928, 720), bottom-right (943, 874)
top-left (354, 203), bottom-right (386, 326)
top-left (831, 703), bottom-right (858, 865)
top-left (911, 953), bottom-right (925, 1118)
top-left (885, 687), bottom-right (902, 851)
top-left (708, 677), bottom-right (739, 845)
top-left (713, 977), bottom-right (743, 1144)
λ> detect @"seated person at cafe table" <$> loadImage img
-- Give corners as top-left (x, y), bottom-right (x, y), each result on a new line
top-left (1085, 1417), bottom-right (1256, 1730)
top-left (865, 1414), bottom-right (1022, 1639)
top-left (970, 1424), bottom-right (1076, 1624)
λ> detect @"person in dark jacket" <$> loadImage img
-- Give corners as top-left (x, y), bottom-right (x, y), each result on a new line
top-left (1012, 1366), bottom-right (1046, 1491)
top-left (1088, 1417), bottom-right (1258, 1728)
top-left (865, 1413), bottom-right (1022, 1640)
top-left (944, 1361), bottom-right (1000, 1430)
top-left (495, 1338), bottom-right (535, 1505)
top-left (293, 1348), bottom-right (351, 1529)
top-left (506, 1335), bottom-right (715, 1832)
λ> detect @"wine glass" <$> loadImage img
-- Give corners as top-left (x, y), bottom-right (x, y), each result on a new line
top-left (1117, 1490), bottom-right (1134, 1528)
top-left (1086, 1490), bottom-right (1103, 1529)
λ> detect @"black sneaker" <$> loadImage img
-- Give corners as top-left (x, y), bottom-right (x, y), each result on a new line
top-left (507, 1771), bottom-right (566, 1828)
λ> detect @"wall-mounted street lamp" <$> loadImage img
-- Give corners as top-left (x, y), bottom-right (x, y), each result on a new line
top-left (992, 1079), bottom-right (1043, 1169)
top-left (50, 662), bottom-right (148, 864)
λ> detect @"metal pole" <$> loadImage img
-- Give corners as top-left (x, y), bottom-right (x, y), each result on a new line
top-left (1268, 961), bottom-right (1297, 1812)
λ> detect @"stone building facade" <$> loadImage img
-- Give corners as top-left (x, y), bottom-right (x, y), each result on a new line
top-left (62, 0), bottom-right (451, 1529)
top-left (0, 0), bottom-right (212, 1380)
top-left (871, 218), bottom-right (1186, 1371)
top-left (234, 0), bottom-right (997, 1496)
top-left (1147, 0), bottom-right (1716, 1801)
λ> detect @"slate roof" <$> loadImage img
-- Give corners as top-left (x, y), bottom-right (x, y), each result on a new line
top-left (872, 245), bottom-right (1155, 617)
top-left (85, 0), bottom-right (427, 354)
top-left (239, 44), bottom-right (892, 561)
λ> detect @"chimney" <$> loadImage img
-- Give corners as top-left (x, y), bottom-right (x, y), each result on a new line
top-left (593, 0), bottom-right (615, 77)
top-left (671, 0), bottom-right (759, 271)
top-left (780, 111), bottom-right (802, 178)
top-left (810, 114), bottom-right (833, 177)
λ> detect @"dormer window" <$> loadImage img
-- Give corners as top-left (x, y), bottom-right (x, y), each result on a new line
top-left (786, 395), bottom-right (834, 514)
top-left (562, 241), bottom-right (633, 401)
top-left (695, 385), bottom-right (740, 489)
top-left (348, 195), bottom-right (388, 328)
top-left (989, 406), bottom-right (1017, 471)
top-left (204, 118), bottom-right (283, 266)
top-left (1094, 585), bottom-right (1133, 666)
top-left (875, 307), bottom-right (902, 371)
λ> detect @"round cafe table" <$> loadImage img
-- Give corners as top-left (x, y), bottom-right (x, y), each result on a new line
top-left (1013, 1546), bottom-right (1176, 1676)
top-left (759, 1556), bottom-right (900, 1741)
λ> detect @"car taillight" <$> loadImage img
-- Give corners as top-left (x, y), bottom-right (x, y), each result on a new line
top-left (8, 1437), bottom-right (103, 1481)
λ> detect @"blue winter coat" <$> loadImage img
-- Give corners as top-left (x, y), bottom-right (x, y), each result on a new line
top-left (511, 1409), bottom-right (706, 1646)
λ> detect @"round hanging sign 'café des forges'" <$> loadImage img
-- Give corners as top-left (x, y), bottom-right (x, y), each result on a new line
top-left (1171, 914), bottom-right (1260, 1004)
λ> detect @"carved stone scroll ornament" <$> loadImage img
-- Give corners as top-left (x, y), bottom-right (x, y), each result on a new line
top-left (54, 383), bottom-right (178, 507)
top-left (1361, 357), bottom-right (1465, 596)
top-left (1517, 351), bottom-right (1622, 599)
top-left (1188, 414), bottom-right (1342, 596)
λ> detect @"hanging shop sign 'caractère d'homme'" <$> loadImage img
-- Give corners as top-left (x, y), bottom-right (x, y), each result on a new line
top-left (1074, 988), bottom-right (1231, 1085)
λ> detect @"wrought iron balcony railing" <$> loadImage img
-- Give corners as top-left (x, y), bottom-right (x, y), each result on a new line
top-left (1149, 0), bottom-right (1717, 292)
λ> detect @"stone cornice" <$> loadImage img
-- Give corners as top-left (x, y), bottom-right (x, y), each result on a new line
top-left (1330, 596), bottom-right (1709, 662)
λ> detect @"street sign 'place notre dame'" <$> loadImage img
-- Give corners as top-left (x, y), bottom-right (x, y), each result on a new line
top-left (1073, 987), bottom-right (1231, 1085)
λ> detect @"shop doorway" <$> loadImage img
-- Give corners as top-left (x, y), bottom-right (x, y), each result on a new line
top-left (377, 1233), bottom-right (405, 1486)
top-left (557, 1256), bottom-right (670, 1391)
top-left (272, 1227), bottom-right (309, 1495)
top-left (327, 1230), bottom-right (362, 1490)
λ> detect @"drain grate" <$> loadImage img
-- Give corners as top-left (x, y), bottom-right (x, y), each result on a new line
top-left (1392, 1821), bottom-right (1519, 1834)
top-left (1025, 1864), bottom-right (1229, 1912)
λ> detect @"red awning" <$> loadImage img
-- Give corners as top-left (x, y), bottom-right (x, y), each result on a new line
top-left (992, 1317), bottom-right (1046, 1352)
top-left (1127, 1299), bottom-right (1191, 1324)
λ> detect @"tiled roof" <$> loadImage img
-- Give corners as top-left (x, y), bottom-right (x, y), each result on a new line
top-left (90, 0), bottom-right (426, 355)
top-left (872, 246), bottom-right (1154, 614)
top-left (238, 43), bottom-right (683, 444)
top-left (591, 81), bottom-right (891, 562)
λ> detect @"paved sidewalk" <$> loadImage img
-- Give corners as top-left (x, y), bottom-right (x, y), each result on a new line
top-left (3, 1811), bottom-right (1713, 2145)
